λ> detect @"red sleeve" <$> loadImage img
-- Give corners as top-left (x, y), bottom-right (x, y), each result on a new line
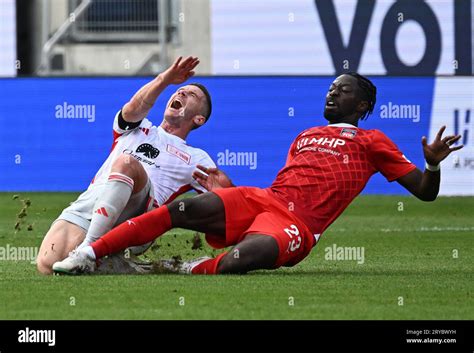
top-left (111, 130), bottom-right (122, 153)
top-left (285, 141), bottom-right (296, 165)
top-left (368, 130), bottom-right (417, 182)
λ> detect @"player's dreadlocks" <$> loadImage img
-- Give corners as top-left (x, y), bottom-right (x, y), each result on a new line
top-left (346, 72), bottom-right (377, 120)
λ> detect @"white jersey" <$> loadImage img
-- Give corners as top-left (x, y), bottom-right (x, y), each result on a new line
top-left (89, 111), bottom-right (215, 206)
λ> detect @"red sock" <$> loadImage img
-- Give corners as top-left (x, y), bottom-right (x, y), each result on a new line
top-left (191, 252), bottom-right (228, 275)
top-left (91, 205), bottom-right (172, 259)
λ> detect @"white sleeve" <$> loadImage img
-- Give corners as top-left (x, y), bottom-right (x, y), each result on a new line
top-left (113, 110), bottom-right (152, 135)
top-left (190, 152), bottom-right (216, 193)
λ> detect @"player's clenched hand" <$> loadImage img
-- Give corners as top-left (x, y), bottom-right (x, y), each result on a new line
top-left (192, 165), bottom-right (234, 191)
top-left (422, 125), bottom-right (463, 166)
top-left (160, 56), bottom-right (199, 85)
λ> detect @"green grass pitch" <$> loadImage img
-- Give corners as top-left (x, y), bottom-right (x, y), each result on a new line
top-left (0, 192), bottom-right (472, 320)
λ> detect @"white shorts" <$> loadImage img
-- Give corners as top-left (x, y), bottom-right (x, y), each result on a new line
top-left (55, 179), bottom-right (157, 254)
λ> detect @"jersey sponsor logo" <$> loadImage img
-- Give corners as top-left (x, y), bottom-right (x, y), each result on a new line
top-left (296, 136), bottom-right (346, 150)
top-left (123, 149), bottom-right (156, 166)
top-left (298, 146), bottom-right (342, 157)
top-left (136, 143), bottom-right (160, 159)
top-left (166, 144), bottom-right (191, 164)
top-left (340, 128), bottom-right (357, 139)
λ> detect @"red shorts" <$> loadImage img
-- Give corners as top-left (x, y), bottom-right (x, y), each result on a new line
top-left (206, 187), bottom-right (317, 268)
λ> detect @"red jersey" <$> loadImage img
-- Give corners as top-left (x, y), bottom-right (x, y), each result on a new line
top-left (270, 123), bottom-right (416, 237)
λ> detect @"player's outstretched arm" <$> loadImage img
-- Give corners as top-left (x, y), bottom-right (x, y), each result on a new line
top-left (122, 56), bottom-right (200, 122)
top-left (192, 165), bottom-right (235, 191)
top-left (397, 126), bottom-right (463, 201)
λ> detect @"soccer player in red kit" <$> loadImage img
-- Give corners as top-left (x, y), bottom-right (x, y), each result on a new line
top-left (53, 73), bottom-right (464, 275)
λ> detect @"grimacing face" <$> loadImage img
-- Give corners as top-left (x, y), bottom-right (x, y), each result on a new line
top-left (164, 85), bottom-right (206, 125)
top-left (324, 74), bottom-right (365, 123)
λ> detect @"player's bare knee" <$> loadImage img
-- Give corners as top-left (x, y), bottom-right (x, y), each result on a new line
top-left (169, 193), bottom-right (224, 230)
top-left (112, 154), bottom-right (147, 193)
top-left (36, 256), bottom-right (53, 275)
top-left (37, 237), bottom-right (54, 274)
top-left (37, 262), bottom-right (52, 275)
top-left (112, 154), bottom-right (139, 176)
top-left (177, 193), bottom-right (220, 217)
top-left (36, 243), bottom-right (61, 275)
top-left (257, 236), bottom-right (280, 262)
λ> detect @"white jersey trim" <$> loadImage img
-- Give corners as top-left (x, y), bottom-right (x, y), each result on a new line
top-left (327, 123), bottom-right (358, 128)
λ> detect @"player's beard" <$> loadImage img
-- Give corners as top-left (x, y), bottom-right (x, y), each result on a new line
top-left (164, 115), bottom-right (184, 128)
top-left (324, 102), bottom-right (359, 123)
top-left (323, 107), bottom-right (344, 123)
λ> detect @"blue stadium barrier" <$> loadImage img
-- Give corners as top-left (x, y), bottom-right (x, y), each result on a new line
top-left (0, 77), bottom-right (436, 194)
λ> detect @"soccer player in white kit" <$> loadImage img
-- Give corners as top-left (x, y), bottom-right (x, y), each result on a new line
top-left (37, 56), bottom-right (215, 274)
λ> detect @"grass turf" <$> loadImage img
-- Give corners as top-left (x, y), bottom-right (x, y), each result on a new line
top-left (0, 192), bottom-right (472, 320)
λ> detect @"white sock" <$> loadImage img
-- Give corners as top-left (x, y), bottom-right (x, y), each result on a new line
top-left (81, 172), bottom-right (134, 247)
top-left (81, 245), bottom-right (96, 260)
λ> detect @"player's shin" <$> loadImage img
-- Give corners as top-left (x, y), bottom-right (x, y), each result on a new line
top-left (80, 173), bottom-right (134, 248)
top-left (91, 205), bottom-right (172, 259)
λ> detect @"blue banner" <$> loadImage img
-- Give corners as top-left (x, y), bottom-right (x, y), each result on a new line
top-left (0, 77), bottom-right (436, 194)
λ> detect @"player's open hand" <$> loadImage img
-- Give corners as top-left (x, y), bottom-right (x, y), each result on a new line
top-left (160, 56), bottom-right (200, 85)
top-left (192, 165), bottom-right (234, 191)
top-left (422, 125), bottom-right (463, 166)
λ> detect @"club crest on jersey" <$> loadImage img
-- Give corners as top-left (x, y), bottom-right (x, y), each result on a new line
top-left (166, 144), bottom-right (191, 164)
top-left (340, 128), bottom-right (357, 139)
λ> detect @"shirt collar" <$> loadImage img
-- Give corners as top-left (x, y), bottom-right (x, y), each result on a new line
top-left (328, 122), bottom-right (358, 128)
top-left (158, 126), bottom-right (186, 143)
